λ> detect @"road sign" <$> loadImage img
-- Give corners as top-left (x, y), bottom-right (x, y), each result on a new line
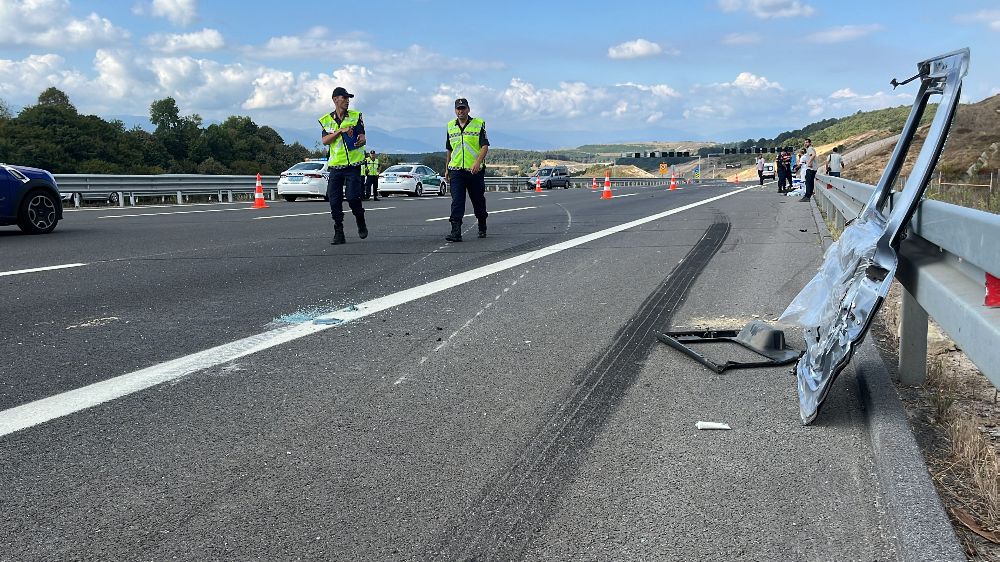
top-left (659, 163), bottom-right (668, 175)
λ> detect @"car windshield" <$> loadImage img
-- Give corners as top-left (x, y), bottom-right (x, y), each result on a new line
top-left (386, 165), bottom-right (415, 173)
top-left (288, 162), bottom-right (325, 171)
top-left (538, 169), bottom-right (552, 176)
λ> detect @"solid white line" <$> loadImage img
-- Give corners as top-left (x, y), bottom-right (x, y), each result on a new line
top-left (98, 207), bottom-right (254, 219)
top-left (0, 263), bottom-right (88, 277)
top-left (610, 193), bottom-right (642, 199)
top-left (0, 186), bottom-right (753, 438)
top-left (65, 201), bottom-right (250, 213)
top-left (425, 206), bottom-right (537, 222)
top-left (500, 195), bottom-right (548, 200)
top-left (253, 207), bottom-right (396, 220)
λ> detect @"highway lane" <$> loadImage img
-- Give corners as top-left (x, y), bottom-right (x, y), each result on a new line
top-left (0, 181), bottom-right (895, 560)
top-left (0, 183), bottom-right (696, 410)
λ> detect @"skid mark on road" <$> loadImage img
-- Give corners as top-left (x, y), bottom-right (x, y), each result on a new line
top-left (432, 214), bottom-right (732, 560)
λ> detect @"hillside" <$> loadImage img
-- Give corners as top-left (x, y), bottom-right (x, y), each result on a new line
top-left (844, 94), bottom-right (1000, 185)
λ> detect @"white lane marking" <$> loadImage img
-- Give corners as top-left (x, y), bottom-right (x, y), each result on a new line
top-left (0, 186), bottom-right (754, 438)
top-left (65, 201), bottom-right (251, 213)
top-left (0, 263), bottom-right (88, 277)
top-left (98, 207), bottom-right (254, 219)
top-left (610, 193), bottom-right (641, 199)
top-left (253, 207), bottom-right (396, 220)
top-left (425, 206), bottom-right (537, 222)
top-left (500, 195), bottom-right (549, 200)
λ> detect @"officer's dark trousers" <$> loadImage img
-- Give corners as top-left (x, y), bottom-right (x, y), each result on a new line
top-left (365, 175), bottom-right (378, 199)
top-left (777, 169), bottom-right (789, 192)
top-left (804, 168), bottom-right (817, 199)
top-left (449, 169), bottom-right (488, 225)
top-left (327, 165), bottom-right (364, 224)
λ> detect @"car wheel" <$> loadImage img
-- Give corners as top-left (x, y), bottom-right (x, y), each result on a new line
top-left (411, 183), bottom-right (422, 197)
top-left (283, 195), bottom-right (298, 202)
top-left (107, 191), bottom-right (121, 206)
top-left (438, 182), bottom-right (447, 196)
top-left (17, 189), bottom-right (59, 234)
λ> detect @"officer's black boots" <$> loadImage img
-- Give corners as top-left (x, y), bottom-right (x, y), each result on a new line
top-left (445, 221), bottom-right (462, 242)
top-left (477, 218), bottom-right (487, 238)
top-left (331, 223), bottom-right (346, 245)
top-left (357, 215), bottom-right (368, 239)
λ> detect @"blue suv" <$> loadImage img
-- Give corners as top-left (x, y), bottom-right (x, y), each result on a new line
top-left (0, 164), bottom-right (63, 234)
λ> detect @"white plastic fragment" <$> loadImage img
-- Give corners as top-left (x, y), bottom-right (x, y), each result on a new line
top-left (695, 421), bottom-right (732, 430)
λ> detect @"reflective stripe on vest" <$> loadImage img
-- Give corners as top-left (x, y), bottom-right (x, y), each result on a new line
top-left (447, 117), bottom-right (484, 170)
top-left (318, 110), bottom-right (365, 167)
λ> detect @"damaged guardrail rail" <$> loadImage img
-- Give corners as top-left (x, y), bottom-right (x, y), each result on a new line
top-left (813, 172), bottom-right (1000, 391)
top-left (782, 49), bottom-right (1000, 423)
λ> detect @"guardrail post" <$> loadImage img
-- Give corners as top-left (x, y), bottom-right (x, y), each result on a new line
top-left (176, 191), bottom-right (183, 204)
top-left (73, 193), bottom-right (81, 208)
top-left (227, 190), bottom-right (233, 203)
top-left (898, 285), bottom-right (929, 385)
top-left (117, 192), bottom-right (124, 207)
top-left (129, 192), bottom-right (136, 206)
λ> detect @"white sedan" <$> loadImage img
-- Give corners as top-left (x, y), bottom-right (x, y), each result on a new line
top-left (277, 160), bottom-right (329, 201)
top-left (378, 164), bottom-right (447, 197)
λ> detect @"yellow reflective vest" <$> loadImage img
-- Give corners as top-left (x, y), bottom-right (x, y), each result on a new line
top-left (319, 110), bottom-right (365, 167)
top-left (447, 117), bottom-right (485, 170)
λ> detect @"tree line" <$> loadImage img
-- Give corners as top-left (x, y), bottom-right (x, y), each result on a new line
top-left (0, 88), bottom-right (314, 175)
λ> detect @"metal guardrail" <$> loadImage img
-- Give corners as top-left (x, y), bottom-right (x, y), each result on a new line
top-left (813, 174), bottom-right (1000, 389)
top-left (55, 174), bottom-right (280, 206)
top-left (55, 174), bottom-right (674, 204)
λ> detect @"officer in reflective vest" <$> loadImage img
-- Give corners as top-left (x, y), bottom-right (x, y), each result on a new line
top-left (364, 150), bottom-right (380, 201)
top-left (444, 98), bottom-right (489, 242)
top-left (319, 86), bottom-right (367, 245)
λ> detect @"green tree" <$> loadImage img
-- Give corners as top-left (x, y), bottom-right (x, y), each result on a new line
top-left (149, 97), bottom-right (181, 131)
top-left (37, 87), bottom-right (75, 111)
top-left (0, 98), bottom-right (12, 120)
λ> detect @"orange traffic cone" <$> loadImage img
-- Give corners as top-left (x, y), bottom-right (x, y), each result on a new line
top-left (535, 176), bottom-right (543, 192)
top-left (669, 171), bottom-right (677, 191)
top-left (601, 170), bottom-right (612, 199)
top-left (591, 177), bottom-right (597, 190)
top-left (253, 173), bottom-right (268, 209)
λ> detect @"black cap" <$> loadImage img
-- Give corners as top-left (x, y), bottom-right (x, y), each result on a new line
top-left (332, 87), bottom-right (354, 99)
top-left (454, 98), bottom-right (469, 108)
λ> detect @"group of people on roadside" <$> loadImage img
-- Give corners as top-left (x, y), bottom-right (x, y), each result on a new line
top-left (769, 139), bottom-right (844, 201)
top-left (318, 87), bottom-right (488, 245)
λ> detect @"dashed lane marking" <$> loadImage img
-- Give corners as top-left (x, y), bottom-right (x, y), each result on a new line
top-left (0, 186), bottom-right (754, 438)
top-left (253, 207), bottom-right (396, 220)
top-left (426, 206), bottom-right (537, 222)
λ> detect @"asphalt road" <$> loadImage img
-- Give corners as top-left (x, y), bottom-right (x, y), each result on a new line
top-left (0, 181), bottom-right (897, 561)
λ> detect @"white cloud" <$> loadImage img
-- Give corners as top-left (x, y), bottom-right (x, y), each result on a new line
top-left (146, 28), bottom-right (224, 53)
top-left (718, 0), bottom-right (814, 19)
top-left (683, 72), bottom-right (785, 121)
top-left (722, 32), bottom-right (763, 45)
top-left (955, 10), bottom-right (1000, 31)
top-left (807, 24), bottom-right (883, 43)
top-left (804, 87), bottom-right (912, 116)
top-left (0, 1), bottom-right (128, 48)
top-left (608, 39), bottom-right (665, 60)
top-left (727, 72), bottom-right (783, 91)
top-left (141, 0), bottom-right (197, 26)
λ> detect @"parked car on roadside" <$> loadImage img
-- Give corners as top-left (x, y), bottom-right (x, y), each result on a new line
top-left (378, 164), bottom-right (446, 197)
top-left (762, 162), bottom-right (776, 180)
top-left (526, 166), bottom-right (571, 189)
top-left (0, 163), bottom-right (63, 234)
top-left (277, 159), bottom-right (330, 202)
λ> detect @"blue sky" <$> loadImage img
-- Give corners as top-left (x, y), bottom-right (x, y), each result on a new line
top-left (1, 0), bottom-right (998, 148)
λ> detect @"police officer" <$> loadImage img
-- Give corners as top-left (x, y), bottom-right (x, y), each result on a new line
top-left (444, 98), bottom-right (489, 242)
top-left (365, 150), bottom-right (380, 201)
top-left (319, 86), bottom-right (367, 244)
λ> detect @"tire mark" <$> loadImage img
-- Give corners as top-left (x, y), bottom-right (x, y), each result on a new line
top-left (429, 214), bottom-right (732, 561)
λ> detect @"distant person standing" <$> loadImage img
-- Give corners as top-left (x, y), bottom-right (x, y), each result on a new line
top-left (826, 147), bottom-right (844, 177)
top-left (444, 98), bottom-right (489, 242)
top-left (800, 138), bottom-right (818, 202)
top-left (777, 149), bottom-right (793, 193)
top-left (364, 150), bottom-right (380, 200)
top-left (755, 155), bottom-right (765, 185)
top-left (319, 86), bottom-right (368, 244)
